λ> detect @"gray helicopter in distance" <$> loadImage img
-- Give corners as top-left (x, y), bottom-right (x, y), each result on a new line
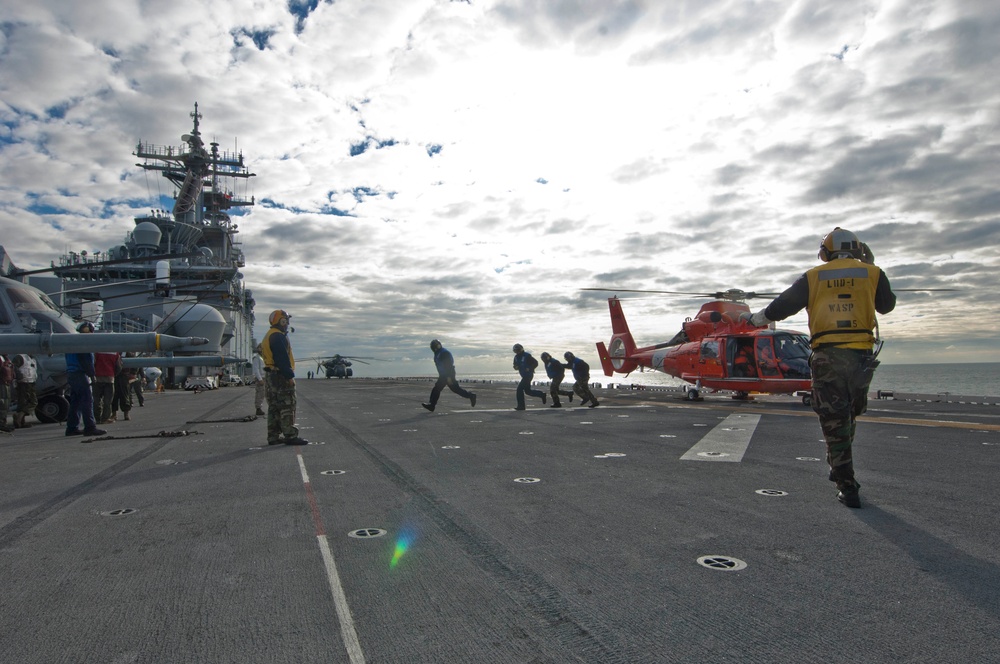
top-left (311, 354), bottom-right (384, 379)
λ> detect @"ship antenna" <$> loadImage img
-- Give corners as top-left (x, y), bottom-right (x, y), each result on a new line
top-left (191, 102), bottom-right (202, 138)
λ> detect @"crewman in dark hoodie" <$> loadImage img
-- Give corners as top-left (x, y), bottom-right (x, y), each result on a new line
top-left (422, 339), bottom-right (476, 412)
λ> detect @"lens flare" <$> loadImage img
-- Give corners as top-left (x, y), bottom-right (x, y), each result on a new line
top-left (390, 530), bottom-right (416, 569)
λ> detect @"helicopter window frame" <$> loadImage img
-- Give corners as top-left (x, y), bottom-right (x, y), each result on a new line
top-left (700, 339), bottom-right (721, 361)
top-left (755, 337), bottom-right (781, 377)
top-left (773, 333), bottom-right (811, 379)
top-left (6, 286), bottom-right (62, 313)
top-left (728, 338), bottom-right (757, 378)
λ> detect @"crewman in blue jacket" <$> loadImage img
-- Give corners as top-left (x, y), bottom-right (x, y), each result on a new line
top-left (422, 339), bottom-right (476, 412)
top-left (65, 321), bottom-right (107, 436)
top-left (512, 344), bottom-right (546, 410)
top-left (540, 352), bottom-right (574, 408)
top-left (563, 352), bottom-right (599, 408)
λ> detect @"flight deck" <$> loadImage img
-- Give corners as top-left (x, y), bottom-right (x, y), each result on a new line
top-left (2, 379), bottom-right (998, 663)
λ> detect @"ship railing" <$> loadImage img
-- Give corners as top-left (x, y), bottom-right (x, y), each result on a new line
top-left (103, 312), bottom-right (152, 333)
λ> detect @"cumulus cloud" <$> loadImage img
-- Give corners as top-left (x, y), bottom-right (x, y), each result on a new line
top-left (1, 0), bottom-right (997, 373)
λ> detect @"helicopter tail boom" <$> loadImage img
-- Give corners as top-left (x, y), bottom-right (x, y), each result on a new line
top-left (597, 298), bottom-right (640, 376)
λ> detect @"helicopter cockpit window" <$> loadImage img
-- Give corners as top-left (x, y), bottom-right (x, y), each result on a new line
top-left (700, 339), bottom-right (721, 362)
top-left (0, 299), bottom-right (11, 325)
top-left (26, 313), bottom-right (71, 333)
top-left (6, 286), bottom-right (61, 313)
top-left (17, 312), bottom-right (37, 332)
top-left (775, 334), bottom-right (810, 379)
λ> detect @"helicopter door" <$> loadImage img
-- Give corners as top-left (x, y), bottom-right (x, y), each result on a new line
top-left (728, 339), bottom-right (757, 378)
top-left (755, 338), bottom-right (781, 377)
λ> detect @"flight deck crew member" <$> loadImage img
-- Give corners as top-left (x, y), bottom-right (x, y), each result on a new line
top-left (112, 354), bottom-right (133, 421)
top-left (512, 344), bottom-right (546, 410)
top-left (92, 351), bottom-right (119, 423)
top-left (65, 321), bottom-right (106, 437)
top-left (262, 309), bottom-right (308, 445)
top-left (127, 360), bottom-right (145, 407)
top-left (539, 352), bottom-right (574, 407)
top-left (0, 354), bottom-right (14, 432)
top-left (252, 344), bottom-right (266, 416)
top-left (563, 352), bottom-right (599, 408)
top-left (13, 354), bottom-right (38, 428)
top-left (743, 228), bottom-right (895, 508)
top-left (422, 339), bottom-right (476, 412)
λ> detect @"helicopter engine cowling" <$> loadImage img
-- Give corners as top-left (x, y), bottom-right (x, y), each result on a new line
top-left (682, 311), bottom-right (724, 341)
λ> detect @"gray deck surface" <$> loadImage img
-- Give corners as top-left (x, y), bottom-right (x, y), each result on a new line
top-left (2, 379), bottom-right (998, 663)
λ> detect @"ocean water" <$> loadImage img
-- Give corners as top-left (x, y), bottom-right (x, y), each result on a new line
top-left (868, 363), bottom-right (1000, 397)
top-left (458, 363), bottom-right (1000, 398)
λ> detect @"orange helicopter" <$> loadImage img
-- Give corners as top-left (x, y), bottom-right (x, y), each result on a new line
top-left (588, 289), bottom-right (815, 404)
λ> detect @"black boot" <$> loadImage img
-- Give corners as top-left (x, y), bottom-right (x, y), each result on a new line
top-left (837, 487), bottom-right (861, 508)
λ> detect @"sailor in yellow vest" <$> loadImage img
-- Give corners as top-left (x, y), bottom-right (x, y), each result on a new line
top-left (744, 228), bottom-right (895, 508)
top-left (261, 309), bottom-right (308, 445)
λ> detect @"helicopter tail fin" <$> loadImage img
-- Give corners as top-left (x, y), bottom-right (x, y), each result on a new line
top-left (599, 298), bottom-right (639, 375)
top-left (596, 341), bottom-right (615, 377)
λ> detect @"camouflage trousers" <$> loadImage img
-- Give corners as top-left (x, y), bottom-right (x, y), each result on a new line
top-left (17, 382), bottom-right (38, 417)
top-left (265, 372), bottom-right (298, 442)
top-left (572, 377), bottom-right (597, 404)
top-left (809, 346), bottom-right (878, 491)
top-left (254, 380), bottom-right (266, 410)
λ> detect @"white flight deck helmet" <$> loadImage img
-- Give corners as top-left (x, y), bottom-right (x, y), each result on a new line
top-left (818, 227), bottom-right (863, 262)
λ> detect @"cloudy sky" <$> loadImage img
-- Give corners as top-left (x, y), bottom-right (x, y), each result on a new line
top-left (1, 0), bottom-right (998, 376)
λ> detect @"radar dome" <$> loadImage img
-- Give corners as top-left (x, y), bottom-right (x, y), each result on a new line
top-left (132, 222), bottom-right (162, 249)
top-left (162, 303), bottom-right (226, 352)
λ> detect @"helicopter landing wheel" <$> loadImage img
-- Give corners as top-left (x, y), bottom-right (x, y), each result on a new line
top-left (36, 394), bottom-right (70, 424)
top-left (686, 388), bottom-right (700, 401)
top-left (732, 391), bottom-right (752, 401)
top-left (801, 394), bottom-right (812, 407)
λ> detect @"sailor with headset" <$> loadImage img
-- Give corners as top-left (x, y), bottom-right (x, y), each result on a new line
top-left (743, 228), bottom-right (896, 508)
top-left (261, 309), bottom-right (308, 445)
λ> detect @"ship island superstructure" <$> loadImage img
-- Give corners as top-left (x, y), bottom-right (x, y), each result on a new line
top-left (38, 104), bottom-right (257, 384)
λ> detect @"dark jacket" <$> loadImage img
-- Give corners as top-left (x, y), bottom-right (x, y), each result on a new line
top-left (434, 347), bottom-right (456, 377)
top-left (543, 357), bottom-right (565, 379)
top-left (66, 352), bottom-right (96, 377)
top-left (568, 357), bottom-right (590, 381)
top-left (513, 352), bottom-right (538, 378)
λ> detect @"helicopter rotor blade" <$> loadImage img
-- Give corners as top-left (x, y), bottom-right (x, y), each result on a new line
top-left (893, 288), bottom-right (957, 292)
top-left (581, 288), bottom-right (781, 301)
top-left (305, 355), bottom-right (385, 364)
